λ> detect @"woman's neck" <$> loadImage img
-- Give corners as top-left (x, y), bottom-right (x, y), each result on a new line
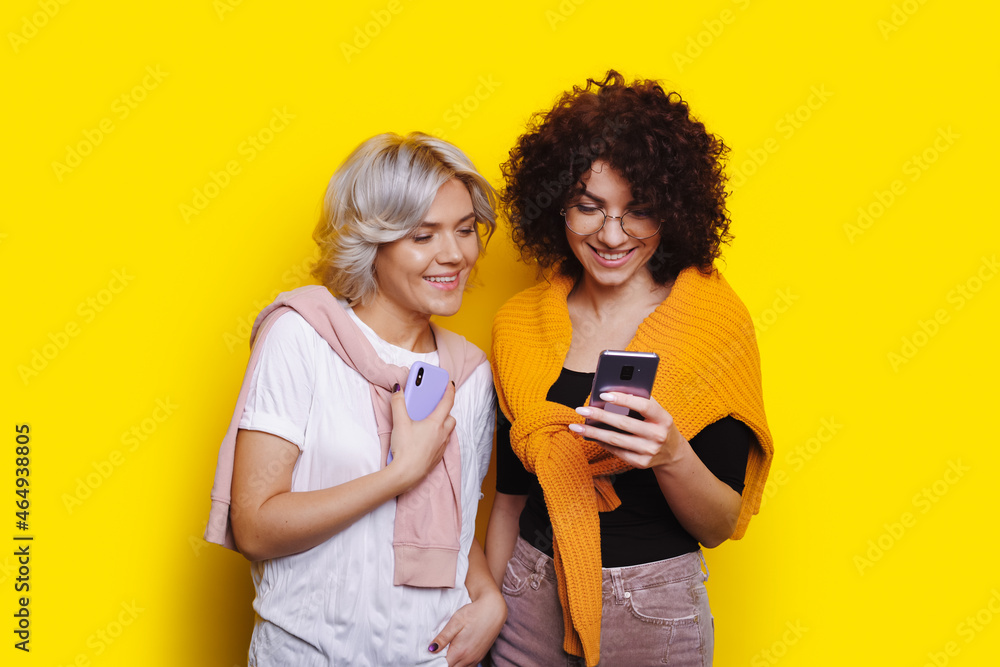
top-left (351, 300), bottom-right (436, 353)
top-left (569, 271), bottom-right (672, 322)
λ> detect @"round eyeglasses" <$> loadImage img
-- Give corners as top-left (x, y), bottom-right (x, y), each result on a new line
top-left (560, 204), bottom-right (662, 240)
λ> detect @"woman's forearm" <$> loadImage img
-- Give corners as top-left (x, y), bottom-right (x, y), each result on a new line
top-left (466, 538), bottom-right (502, 603)
top-left (652, 438), bottom-right (742, 548)
top-left (235, 470), bottom-right (411, 561)
top-left (484, 493), bottom-right (528, 587)
top-left (231, 429), bottom-right (412, 561)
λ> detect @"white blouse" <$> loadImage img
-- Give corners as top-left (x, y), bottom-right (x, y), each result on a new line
top-left (238, 308), bottom-right (495, 666)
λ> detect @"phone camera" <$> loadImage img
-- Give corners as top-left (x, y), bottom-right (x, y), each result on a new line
top-left (415, 367), bottom-right (424, 386)
top-left (620, 366), bottom-right (634, 381)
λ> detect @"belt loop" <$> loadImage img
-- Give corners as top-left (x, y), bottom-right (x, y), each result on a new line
top-left (610, 570), bottom-right (625, 604)
top-left (535, 548), bottom-right (550, 576)
top-left (698, 550), bottom-right (710, 579)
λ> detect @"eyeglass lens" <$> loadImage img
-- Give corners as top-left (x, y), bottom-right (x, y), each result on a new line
top-left (564, 205), bottom-right (660, 239)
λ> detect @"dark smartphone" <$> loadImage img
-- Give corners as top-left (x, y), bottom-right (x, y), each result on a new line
top-left (585, 350), bottom-right (659, 439)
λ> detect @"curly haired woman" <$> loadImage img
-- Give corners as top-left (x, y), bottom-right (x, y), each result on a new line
top-left (485, 71), bottom-right (774, 666)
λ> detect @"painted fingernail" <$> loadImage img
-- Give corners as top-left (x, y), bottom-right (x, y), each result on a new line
top-left (568, 423), bottom-right (585, 433)
top-left (599, 392), bottom-right (615, 401)
top-left (575, 407), bottom-right (591, 416)
top-left (393, 383), bottom-right (400, 393)
top-left (428, 643), bottom-right (439, 652)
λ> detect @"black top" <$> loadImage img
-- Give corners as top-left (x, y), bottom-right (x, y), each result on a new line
top-left (496, 367), bottom-right (755, 566)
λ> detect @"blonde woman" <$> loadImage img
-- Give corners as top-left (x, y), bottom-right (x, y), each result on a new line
top-left (207, 133), bottom-right (505, 666)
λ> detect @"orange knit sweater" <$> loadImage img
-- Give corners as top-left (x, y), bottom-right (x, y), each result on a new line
top-left (491, 267), bottom-right (773, 666)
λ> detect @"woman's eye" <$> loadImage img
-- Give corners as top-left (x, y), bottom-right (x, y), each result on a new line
top-left (412, 234), bottom-right (432, 243)
top-left (628, 209), bottom-right (653, 219)
top-left (576, 205), bottom-right (602, 215)
top-left (458, 226), bottom-right (476, 236)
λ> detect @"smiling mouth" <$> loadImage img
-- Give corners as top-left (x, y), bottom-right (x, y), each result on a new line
top-left (424, 275), bottom-right (457, 284)
top-left (592, 248), bottom-right (634, 261)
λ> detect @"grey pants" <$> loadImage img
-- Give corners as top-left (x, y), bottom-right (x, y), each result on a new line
top-left (490, 536), bottom-right (714, 667)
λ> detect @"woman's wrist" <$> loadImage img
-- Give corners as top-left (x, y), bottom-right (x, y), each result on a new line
top-left (381, 458), bottom-right (420, 496)
top-left (651, 430), bottom-right (693, 476)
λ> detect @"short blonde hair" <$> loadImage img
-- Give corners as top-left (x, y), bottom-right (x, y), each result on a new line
top-left (312, 132), bottom-right (497, 304)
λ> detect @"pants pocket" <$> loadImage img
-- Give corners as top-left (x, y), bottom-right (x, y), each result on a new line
top-left (601, 576), bottom-right (712, 666)
top-left (500, 553), bottom-right (533, 597)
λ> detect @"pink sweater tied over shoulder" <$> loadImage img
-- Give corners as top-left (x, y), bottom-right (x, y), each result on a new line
top-left (205, 285), bottom-right (485, 588)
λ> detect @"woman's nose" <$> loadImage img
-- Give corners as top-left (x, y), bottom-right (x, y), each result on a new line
top-left (437, 233), bottom-right (464, 264)
top-left (596, 214), bottom-right (629, 247)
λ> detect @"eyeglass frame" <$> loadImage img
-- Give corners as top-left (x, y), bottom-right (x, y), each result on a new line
top-left (559, 204), bottom-right (662, 240)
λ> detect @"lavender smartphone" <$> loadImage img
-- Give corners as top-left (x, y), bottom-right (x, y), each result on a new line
top-left (404, 361), bottom-right (450, 421)
top-left (585, 350), bottom-right (659, 439)
top-left (387, 362), bottom-right (450, 465)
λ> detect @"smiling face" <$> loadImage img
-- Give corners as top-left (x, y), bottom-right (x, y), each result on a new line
top-left (369, 178), bottom-right (481, 324)
top-left (564, 160), bottom-right (662, 292)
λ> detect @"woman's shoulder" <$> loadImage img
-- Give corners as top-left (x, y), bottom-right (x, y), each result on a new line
top-left (257, 309), bottom-right (325, 350)
top-left (662, 267), bottom-right (756, 342)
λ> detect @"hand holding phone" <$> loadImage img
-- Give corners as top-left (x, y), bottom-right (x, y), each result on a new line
top-left (388, 362), bottom-right (450, 464)
top-left (585, 350), bottom-right (659, 439)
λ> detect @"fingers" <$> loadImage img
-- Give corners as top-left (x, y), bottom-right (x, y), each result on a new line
top-left (568, 421), bottom-right (654, 455)
top-left (597, 392), bottom-right (669, 420)
top-left (389, 384), bottom-right (412, 426)
top-left (574, 403), bottom-right (670, 443)
top-left (429, 380), bottom-right (457, 421)
top-left (428, 609), bottom-right (463, 660)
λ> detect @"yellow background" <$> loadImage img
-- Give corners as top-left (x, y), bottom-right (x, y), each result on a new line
top-left (3, 0), bottom-right (998, 665)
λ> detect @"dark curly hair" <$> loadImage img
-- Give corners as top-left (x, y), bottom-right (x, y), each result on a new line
top-left (501, 70), bottom-right (732, 284)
